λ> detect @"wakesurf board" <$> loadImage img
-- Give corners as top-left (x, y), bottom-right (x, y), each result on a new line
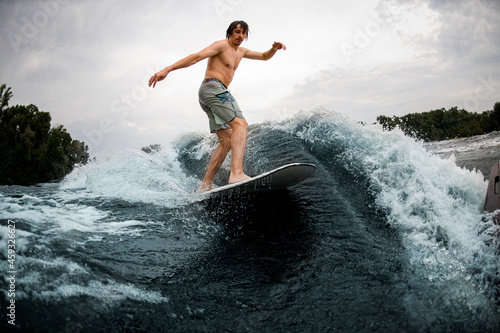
top-left (202, 163), bottom-right (316, 196)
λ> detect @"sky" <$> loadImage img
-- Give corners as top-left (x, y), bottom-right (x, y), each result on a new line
top-left (1, 0), bottom-right (499, 154)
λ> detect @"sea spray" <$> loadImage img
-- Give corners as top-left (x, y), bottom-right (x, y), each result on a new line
top-left (272, 108), bottom-right (499, 324)
top-left (61, 143), bottom-right (200, 207)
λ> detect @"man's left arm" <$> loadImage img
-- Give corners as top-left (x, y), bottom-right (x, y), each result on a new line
top-left (243, 42), bottom-right (286, 60)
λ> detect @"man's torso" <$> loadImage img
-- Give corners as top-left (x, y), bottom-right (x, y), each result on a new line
top-left (204, 40), bottom-right (246, 87)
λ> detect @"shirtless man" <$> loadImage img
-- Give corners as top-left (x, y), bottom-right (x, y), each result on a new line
top-left (148, 21), bottom-right (286, 192)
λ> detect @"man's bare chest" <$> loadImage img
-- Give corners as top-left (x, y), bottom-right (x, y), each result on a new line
top-left (215, 51), bottom-right (243, 70)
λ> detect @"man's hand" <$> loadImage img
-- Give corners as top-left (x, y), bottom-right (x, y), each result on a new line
top-left (148, 69), bottom-right (169, 88)
top-left (272, 41), bottom-right (286, 51)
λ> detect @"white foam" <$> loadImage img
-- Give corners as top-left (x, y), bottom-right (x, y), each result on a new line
top-left (1, 196), bottom-right (109, 232)
top-left (0, 190), bottom-right (154, 235)
top-left (1, 195), bottom-right (167, 305)
top-left (0, 225), bottom-right (32, 256)
top-left (39, 279), bottom-right (168, 304)
top-left (10, 255), bottom-right (168, 304)
top-left (61, 144), bottom-right (200, 207)
top-left (278, 108), bottom-right (499, 313)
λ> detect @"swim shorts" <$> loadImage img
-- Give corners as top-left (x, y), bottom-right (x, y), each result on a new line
top-left (198, 78), bottom-right (245, 133)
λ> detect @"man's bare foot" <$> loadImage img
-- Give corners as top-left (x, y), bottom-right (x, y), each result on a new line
top-left (228, 173), bottom-right (251, 184)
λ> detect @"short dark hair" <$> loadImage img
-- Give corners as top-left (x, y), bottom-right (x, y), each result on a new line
top-left (226, 20), bottom-right (249, 39)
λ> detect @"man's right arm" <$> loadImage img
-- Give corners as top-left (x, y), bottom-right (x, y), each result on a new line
top-left (149, 41), bottom-right (222, 88)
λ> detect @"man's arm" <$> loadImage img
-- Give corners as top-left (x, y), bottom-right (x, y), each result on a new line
top-left (149, 41), bottom-right (223, 88)
top-left (243, 41), bottom-right (286, 61)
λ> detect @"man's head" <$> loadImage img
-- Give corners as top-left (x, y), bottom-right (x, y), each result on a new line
top-left (226, 20), bottom-right (249, 40)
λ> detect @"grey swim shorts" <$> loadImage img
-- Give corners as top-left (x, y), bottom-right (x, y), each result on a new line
top-left (198, 78), bottom-right (245, 133)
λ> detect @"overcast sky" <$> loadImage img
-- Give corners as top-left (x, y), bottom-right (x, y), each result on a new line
top-left (1, 0), bottom-right (499, 154)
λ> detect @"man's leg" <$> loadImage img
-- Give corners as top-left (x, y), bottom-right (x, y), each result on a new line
top-left (197, 128), bottom-right (232, 193)
top-left (227, 117), bottom-right (251, 184)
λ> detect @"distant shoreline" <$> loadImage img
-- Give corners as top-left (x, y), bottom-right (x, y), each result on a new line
top-left (425, 131), bottom-right (500, 180)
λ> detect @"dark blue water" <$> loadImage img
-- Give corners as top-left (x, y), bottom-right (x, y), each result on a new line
top-left (1, 109), bottom-right (499, 332)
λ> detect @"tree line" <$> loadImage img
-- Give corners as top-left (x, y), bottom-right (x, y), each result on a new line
top-left (377, 102), bottom-right (500, 141)
top-left (0, 84), bottom-right (89, 185)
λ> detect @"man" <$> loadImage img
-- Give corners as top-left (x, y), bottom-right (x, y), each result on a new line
top-left (148, 20), bottom-right (286, 192)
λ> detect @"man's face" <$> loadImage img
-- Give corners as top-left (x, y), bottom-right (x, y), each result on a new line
top-left (229, 24), bottom-right (247, 45)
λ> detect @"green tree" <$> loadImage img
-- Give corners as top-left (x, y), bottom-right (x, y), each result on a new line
top-left (377, 103), bottom-right (500, 141)
top-left (0, 84), bottom-right (89, 185)
top-left (376, 115), bottom-right (397, 131)
top-left (0, 84), bottom-right (12, 112)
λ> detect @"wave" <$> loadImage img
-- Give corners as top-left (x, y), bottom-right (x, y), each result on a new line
top-left (62, 107), bottom-right (498, 257)
top-left (2, 107), bottom-right (499, 329)
top-left (271, 108), bottom-right (499, 318)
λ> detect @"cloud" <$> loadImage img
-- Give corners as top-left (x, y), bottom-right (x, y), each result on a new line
top-left (1, 0), bottom-right (499, 154)
top-left (277, 0), bottom-right (500, 120)
top-left (430, 0), bottom-right (500, 61)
